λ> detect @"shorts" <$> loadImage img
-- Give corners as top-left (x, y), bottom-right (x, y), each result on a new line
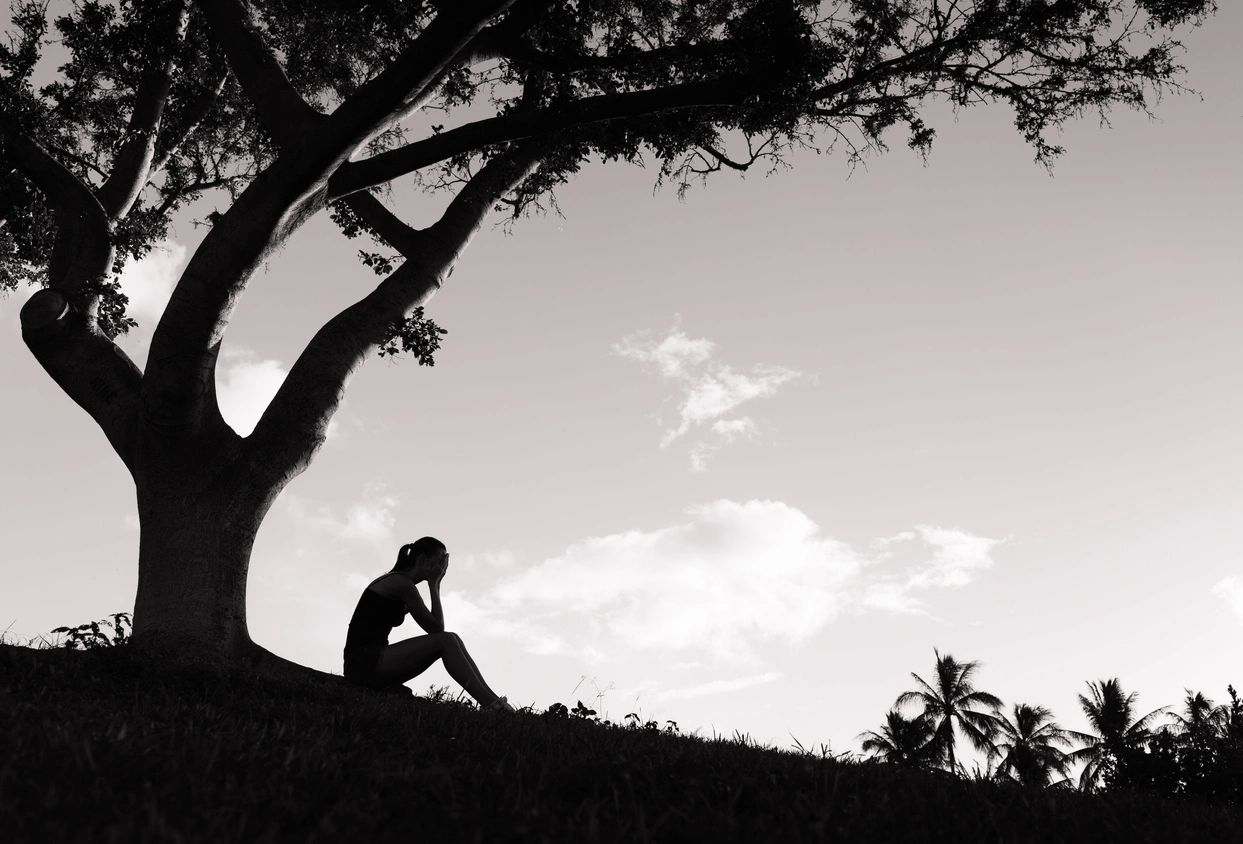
top-left (343, 645), bottom-right (385, 688)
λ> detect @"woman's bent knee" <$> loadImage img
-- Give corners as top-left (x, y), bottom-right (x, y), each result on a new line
top-left (431, 631), bottom-right (462, 648)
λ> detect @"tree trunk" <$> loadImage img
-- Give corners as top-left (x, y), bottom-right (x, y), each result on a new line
top-left (132, 498), bottom-right (253, 657)
top-left (129, 431), bottom-right (282, 662)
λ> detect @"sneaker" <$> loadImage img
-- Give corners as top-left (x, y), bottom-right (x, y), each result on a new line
top-left (488, 696), bottom-right (516, 713)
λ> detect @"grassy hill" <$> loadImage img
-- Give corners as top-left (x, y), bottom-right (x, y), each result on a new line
top-left (3, 642), bottom-right (1240, 842)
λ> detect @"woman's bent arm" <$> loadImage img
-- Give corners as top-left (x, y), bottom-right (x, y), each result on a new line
top-left (429, 582), bottom-right (445, 632)
top-left (398, 580), bottom-right (444, 634)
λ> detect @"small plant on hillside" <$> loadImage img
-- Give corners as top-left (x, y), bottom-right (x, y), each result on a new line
top-left (625, 712), bottom-right (661, 732)
top-left (51, 613), bottom-right (132, 650)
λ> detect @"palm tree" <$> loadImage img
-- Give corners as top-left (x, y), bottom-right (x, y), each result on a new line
top-left (1068, 678), bottom-right (1167, 792)
top-left (990, 703), bottom-right (1075, 787)
top-left (859, 709), bottom-right (935, 768)
top-left (1167, 690), bottom-right (1226, 743)
top-left (896, 649), bottom-right (1003, 775)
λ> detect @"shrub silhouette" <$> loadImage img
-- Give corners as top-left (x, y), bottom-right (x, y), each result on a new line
top-left (51, 612), bottom-right (132, 650)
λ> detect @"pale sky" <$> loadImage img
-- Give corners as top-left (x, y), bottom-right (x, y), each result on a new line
top-left (2, 5), bottom-right (1241, 765)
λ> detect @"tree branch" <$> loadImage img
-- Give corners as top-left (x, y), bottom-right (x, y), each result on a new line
top-left (2, 128), bottom-right (112, 298)
top-left (338, 191), bottom-right (425, 256)
top-left (247, 143), bottom-right (543, 484)
top-left (141, 0), bottom-right (516, 432)
top-left (20, 288), bottom-right (144, 470)
top-left (321, 0), bottom-right (514, 156)
top-left (95, 0), bottom-right (192, 221)
top-left (813, 32), bottom-right (972, 105)
top-left (328, 79), bottom-right (740, 199)
top-left (6, 126), bottom-right (144, 463)
top-left (151, 68), bottom-right (229, 174)
top-left (459, 0), bottom-right (565, 64)
top-left (193, 0), bottom-right (324, 142)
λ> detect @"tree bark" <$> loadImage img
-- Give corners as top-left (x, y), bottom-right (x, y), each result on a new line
top-left (128, 426), bottom-right (278, 659)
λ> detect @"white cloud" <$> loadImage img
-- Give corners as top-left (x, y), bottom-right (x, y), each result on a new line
top-left (285, 484), bottom-right (399, 547)
top-left (458, 549), bottom-right (518, 572)
top-left (444, 592), bottom-right (595, 661)
top-left (712, 417), bottom-right (759, 439)
top-left (461, 501), bottom-right (1003, 664)
top-left (860, 581), bottom-right (926, 614)
top-left (117, 239), bottom-right (187, 325)
top-left (615, 325), bottom-right (801, 470)
top-left (690, 417), bottom-right (760, 472)
top-left (1213, 576), bottom-right (1243, 620)
top-left (216, 350), bottom-right (288, 436)
top-left (906, 525), bottom-right (1003, 589)
top-left (614, 329), bottom-right (714, 378)
top-left (669, 366), bottom-right (799, 444)
top-left (215, 345), bottom-right (350, 441)
top-left (856, 526), bottom-right (1004, 611)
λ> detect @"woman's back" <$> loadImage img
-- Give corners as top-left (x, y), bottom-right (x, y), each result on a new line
top-left (345, 574), bottom-right (407, 651)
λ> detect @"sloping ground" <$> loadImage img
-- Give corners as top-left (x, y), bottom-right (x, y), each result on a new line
top-left (2, 643), bottom-right (1240, 843)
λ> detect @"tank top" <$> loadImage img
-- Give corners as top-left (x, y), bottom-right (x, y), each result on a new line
top-left (344, 580), bottom-right (407, 652)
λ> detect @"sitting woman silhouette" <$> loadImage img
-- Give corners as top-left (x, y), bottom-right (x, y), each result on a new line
top-left (343, 536), bottom-right (514, 712)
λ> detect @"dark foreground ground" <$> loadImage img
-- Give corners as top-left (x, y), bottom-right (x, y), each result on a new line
top-left (2, 643), bottom-right (1241, 843)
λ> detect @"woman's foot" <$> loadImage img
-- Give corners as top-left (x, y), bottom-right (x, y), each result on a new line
top-left (486, 695), bottom-right (515, 713)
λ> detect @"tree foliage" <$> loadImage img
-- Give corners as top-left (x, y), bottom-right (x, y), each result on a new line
top-left (896, 649), bottom-right (1003, 774)
top-left (875, 654), bottom-right (1240, 806)
top-left (1067, 677), bottom-right (1167, 791)
top-left (1108, 686), bottom-right (1243, 804)
top-left (859, 708), bottom-right (936, 768)
top-left (989, 702), bottom-right (1074, 787)
top-left (1, 0), bottom-right (1216, 348)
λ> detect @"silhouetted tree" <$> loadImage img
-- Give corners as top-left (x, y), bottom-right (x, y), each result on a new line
top-left (859, 708), bottom-right (935, 768)
top-left (989, 703), bottom-right (1074, 788)
top-left (1067, 678), bottom-right (1166, 792)
top-left (0, 0), bottom-right (1217, 666)
top-left (1109, 686), bottom-right (1243, 804)
top-left (897, 649), bottom-right (1002, 775)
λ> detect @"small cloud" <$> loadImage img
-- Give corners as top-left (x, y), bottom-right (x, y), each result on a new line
top-left (854, 526), bottom-right (1005, 613)
top-left (286, 484), bottom-right (399, 547)
top-left (690, 417), bottom-right (760, 472)
top-left (614, 328), bottom-right (714, 378)
top-left (906, 525), bottom-right (1003, 589)
top-left (615, 324), bottom-right (801, 470)
top-left (1213, 576), bottom-right (1243, 620)
top-left (669, 366), bottom-right (799, 445)
top-left (216, 349), bottom-right (288, 436)
top-left (712, 417), bottom-right (759, 440)
top-left (860, 582), bottom-right (926, 614)
top-left (117, 239), bottom-right (187, 326)
top-left (458, 549), bottom-right (518, 572)
top-left (446, 592), bottom-right (593, 660)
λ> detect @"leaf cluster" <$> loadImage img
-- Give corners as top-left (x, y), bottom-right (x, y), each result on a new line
top-left (51, 611), bottom-right (132, 650)
top-left (377, 305), bottom-right (447, 366)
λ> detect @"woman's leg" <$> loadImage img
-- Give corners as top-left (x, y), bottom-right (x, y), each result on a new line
top-left (375, 632), bottom-right (501, 706)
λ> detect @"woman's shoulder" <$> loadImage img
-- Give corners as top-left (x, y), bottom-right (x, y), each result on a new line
top-left (367, 571), bottom-right (409, 599)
